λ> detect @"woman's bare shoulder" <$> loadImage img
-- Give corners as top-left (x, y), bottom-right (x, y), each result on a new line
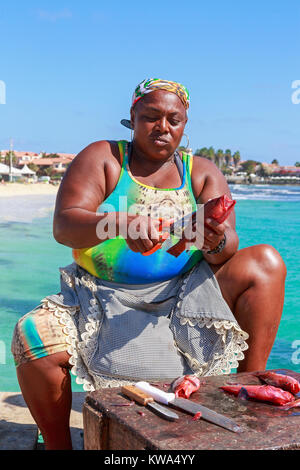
top-left (55, 140), bottom-right (123, 212)
top-left (73, 140), bottom-right (121, 168)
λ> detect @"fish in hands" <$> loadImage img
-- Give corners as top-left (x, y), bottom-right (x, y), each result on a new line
top-left (167, 194), bottom-right (236, 257)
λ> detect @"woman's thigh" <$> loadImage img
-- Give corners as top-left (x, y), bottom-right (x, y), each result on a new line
top-left (11, 305), bottom-right (71, 369)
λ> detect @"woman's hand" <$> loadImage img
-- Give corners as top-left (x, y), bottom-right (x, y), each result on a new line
top-left (181, 212), bottom-right (226, 253)
top-left (202, 218), bottom-right (226, 252)
top-left (117, 212), bottom-right (162, 253)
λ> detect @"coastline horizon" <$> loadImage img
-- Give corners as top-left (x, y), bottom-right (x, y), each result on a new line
top-left (0, 179), bottom-right (300, 201)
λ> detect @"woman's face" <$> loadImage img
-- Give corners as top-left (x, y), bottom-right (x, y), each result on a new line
top-left (130, 90), bottom-right (187, 160)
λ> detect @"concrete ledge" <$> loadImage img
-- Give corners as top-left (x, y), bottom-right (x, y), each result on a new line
top-left (0, 392), bottom-right (86, 450)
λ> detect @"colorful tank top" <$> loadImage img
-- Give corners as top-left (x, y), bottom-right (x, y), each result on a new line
top-left (72, 140), bottom-right (203, 284)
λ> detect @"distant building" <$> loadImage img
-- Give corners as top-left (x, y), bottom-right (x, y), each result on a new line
top-left (25, 157), bottom-right (74, 173)
top-left (0, 150), bottom-right (76, 165)
top-left (0, 150), bottom-right (42, 162)
top-left (272, 165), bottom-right (300, 176)
top-left (0, 149), bottom-right (76, 175)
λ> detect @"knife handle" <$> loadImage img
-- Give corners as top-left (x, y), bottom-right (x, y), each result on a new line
top-left (142, 232), bottom-right (170, 256)
top-left (135, 381), bottom-right (175, 405)
top-left (121, 385), bottom-right (155, 406)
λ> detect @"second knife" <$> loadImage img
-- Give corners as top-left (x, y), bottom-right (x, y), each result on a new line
top-left (121, 385), bottom-right (179, 421)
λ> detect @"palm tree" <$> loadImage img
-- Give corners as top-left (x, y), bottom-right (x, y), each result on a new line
top-left (4, 151), bottom-right (17, 166)
top-left (207, 146), bottom-right (215, 163)
top-left (215, 149), bottom-right (224, 169)
top-left (225, 149), bottom-right (232, 167)
top-left (233, 151), bottom-right (241, 169)
top-left (194, 147), bottom-right (208, 158)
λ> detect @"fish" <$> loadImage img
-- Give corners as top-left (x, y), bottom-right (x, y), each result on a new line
top-left (279, 398), bottom-right (300, 410)
top-left (254, 371), bottom-right (300, 395)
top-left (203, 194), bottom-right (237, 225)
top-left (220, 384), bottom-right (295, 406)
top-left (167, 194), bottom-right (236, 257)
top-left (171, 375), bottom-right (201, 399)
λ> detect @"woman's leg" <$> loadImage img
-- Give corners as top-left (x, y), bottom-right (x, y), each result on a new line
top-left (16, 351), bottom-right (73, 450)
top-left (11, 306), bottom-right (75, 450)
top-left (209, 244), bottom-right (287, 372)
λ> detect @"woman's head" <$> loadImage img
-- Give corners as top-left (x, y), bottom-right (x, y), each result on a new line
top-left (131, 78), bottom-right (190, 110)
top-left (129, 78), bottom-right (189, 160)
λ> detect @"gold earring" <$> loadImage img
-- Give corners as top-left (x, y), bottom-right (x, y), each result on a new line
top-left (182, 133), bottom-right (191, 153)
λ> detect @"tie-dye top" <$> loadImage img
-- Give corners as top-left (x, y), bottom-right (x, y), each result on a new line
top-left (72, 140), bottom-right (202, 284)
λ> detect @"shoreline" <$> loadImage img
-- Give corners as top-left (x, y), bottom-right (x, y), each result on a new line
top-left (0, 182), bottom-right (59, 197)
top-left (0, 180), bottom-right (299, 199)
top-left (227, 180), bottom-right (300, 186)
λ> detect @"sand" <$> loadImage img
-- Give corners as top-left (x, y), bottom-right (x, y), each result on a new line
top-left (0, 182), bottom-right (59, 197)
top-left (0, 391), bottom-right (85, 450)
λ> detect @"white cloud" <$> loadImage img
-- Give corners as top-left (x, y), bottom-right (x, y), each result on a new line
top-left (37, 8), bottom-right (72, 22)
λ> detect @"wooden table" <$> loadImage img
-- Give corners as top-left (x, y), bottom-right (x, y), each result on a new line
top-left (82, 369), bottom-right (300, 450)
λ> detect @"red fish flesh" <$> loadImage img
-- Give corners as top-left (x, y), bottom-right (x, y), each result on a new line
top-left (254, 371), bottom-right (300, 395)
top-left (172, 375), bottom-right (201, 399)
top-left (192, 412), bottom-right (202, 421)
top-left (220, 384), bottom-right (295, 406)
top-left (203, 194), bottom-right (236, 225)
top-left (280, 398), bottom-right (300, 410)
top-left (167, 195), bottom-right (236, 257)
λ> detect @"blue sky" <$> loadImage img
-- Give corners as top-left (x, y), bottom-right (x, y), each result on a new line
top-left (0, 0), bottom-right (299, 165)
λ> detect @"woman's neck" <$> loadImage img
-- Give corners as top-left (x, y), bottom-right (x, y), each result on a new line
top-left (129, 142), bottom-right (175, 176)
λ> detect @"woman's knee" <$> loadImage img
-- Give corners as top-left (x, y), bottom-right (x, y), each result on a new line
top-left (218, 244), bottom-right (287, 298)
top-left (249, 244), bottom-right (287, 280)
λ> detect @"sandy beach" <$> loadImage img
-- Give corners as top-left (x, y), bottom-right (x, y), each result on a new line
top-left (0, 182), bottom-right (59, 197)
top-left (0, 183), bottom-right (59, 222)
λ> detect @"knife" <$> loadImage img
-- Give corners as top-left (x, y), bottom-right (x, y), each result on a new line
top-left (135, 381), bottom-right (242, 433)
top-left (121, 385), bottom-right (179, 421)
top-left (142, 211), bottom-right (198, 256)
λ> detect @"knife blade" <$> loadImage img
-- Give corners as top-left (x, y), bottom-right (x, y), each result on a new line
top-left (121, 385), bottom-right (179, 421)
top-left (135, 381), bottom-right (242, 433)
top-left (142, 211), bottom-right (197, 256)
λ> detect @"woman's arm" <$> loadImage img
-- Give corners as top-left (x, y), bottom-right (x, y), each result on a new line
top-left (191, 157), bottom-right (239, 265)
top-left (53, 140), bottom-right (160, 251)
top-left (53, 140), bottom-right (120, 248)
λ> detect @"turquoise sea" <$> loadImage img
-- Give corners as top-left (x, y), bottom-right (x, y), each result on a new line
top-left (0, 185), bottom-right (299, 392)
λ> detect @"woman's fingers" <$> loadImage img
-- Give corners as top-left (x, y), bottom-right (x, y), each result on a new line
top-left (127, 215), bottom-right (162, 253)
top-left (205, 218), bottom-right (226, 236)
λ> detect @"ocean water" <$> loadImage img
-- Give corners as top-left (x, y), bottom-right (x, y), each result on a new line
top-left (0, 185), bottom-right (299, 392)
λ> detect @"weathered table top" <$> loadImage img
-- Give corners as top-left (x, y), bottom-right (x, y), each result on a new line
top-left (83, 369), bottom-right (300, 450)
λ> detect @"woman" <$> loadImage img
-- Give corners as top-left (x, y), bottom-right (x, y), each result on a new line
top-left (11, 78), bottom-right (286, 449)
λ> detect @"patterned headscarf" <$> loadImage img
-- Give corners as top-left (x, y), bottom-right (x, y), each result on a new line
top-left (132, 78), bottom-right (190, 110)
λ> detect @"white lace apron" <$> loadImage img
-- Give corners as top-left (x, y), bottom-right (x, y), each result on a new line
top-left (41, 260), bottom-right (249, 391)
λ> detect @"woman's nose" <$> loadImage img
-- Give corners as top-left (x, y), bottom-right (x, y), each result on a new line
top-left (155, 117), bottom-right (168, 133)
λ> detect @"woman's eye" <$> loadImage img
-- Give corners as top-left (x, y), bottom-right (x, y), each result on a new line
top-left (143, 116), bottom-right (157, 122)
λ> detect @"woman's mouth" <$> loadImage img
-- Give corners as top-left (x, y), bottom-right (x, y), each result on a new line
top-left (151, 137), bottom-right (169, 147)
